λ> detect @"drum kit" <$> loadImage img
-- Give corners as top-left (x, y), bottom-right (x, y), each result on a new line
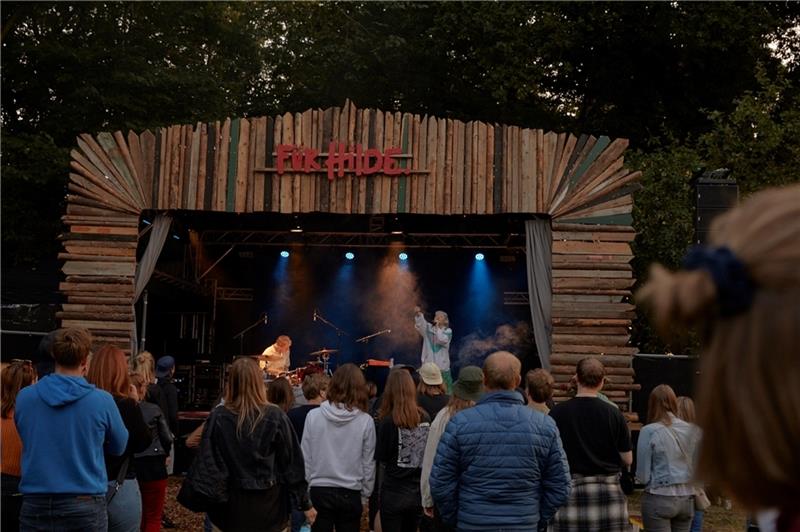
top-left (265, 347), bottom-right (338, 385)
top-left (258, 307), bottom-right (395, 385)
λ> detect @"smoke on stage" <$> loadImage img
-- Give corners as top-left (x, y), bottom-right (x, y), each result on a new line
top-left (363, 256), bottom-right (425, 361)
top-left (455, 322), bottom-right (531, 368)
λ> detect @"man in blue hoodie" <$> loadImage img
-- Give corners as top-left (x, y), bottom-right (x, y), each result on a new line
top-left (15, 328), bottom-right (128, 532)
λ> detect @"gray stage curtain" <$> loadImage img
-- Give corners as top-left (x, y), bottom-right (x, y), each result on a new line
top-left (132, 214), bottom-right (172, 353)
top-left (525, 219), bottom-right (553, 369)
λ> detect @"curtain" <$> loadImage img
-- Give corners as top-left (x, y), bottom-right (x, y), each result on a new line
top-left (132, 214), bottom-right (172, 353)
top-left (525, 219), bottom-right (552, 370)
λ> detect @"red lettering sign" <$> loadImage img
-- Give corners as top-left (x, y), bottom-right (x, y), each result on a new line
top-left (274, 143), bottom-right (411, 179)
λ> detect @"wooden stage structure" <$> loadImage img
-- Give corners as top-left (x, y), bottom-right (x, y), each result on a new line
top-left (59, 100), bottom-right (642, 410)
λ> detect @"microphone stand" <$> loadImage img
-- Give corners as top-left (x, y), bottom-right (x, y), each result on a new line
top-left (314, 310), bottom-right (349, 339)
top-left (355, 329), bottom-right (391, 343)
top-left (356, 329), bottom-right (391, 366)
top-left (233, 313), bottom-right (268, 356)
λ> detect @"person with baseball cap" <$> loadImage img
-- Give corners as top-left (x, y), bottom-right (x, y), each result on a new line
top-left (416, 363), bottom-right (450, 420)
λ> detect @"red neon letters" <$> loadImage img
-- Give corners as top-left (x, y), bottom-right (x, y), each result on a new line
top-left (276, 143), bottom-right (410, 180)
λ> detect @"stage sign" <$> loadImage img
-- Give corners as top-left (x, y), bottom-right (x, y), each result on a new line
top-left (276, 142), bottom-right (412, 180)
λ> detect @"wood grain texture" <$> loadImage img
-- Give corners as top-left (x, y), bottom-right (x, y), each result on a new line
top-left (64, 102), bottom-right (640, 361)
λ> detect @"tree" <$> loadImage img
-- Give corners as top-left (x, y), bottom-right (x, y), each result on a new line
top-left (1, 2), bottom-right (273, 265)
top-left (629, 66), bottom-right (800, 354)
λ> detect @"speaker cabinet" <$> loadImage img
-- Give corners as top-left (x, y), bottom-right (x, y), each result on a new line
top-left (694, 178), bottom-right (739, 244)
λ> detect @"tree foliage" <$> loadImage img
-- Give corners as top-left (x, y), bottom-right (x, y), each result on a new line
top-left (2, 2), bottom-right (799, 355)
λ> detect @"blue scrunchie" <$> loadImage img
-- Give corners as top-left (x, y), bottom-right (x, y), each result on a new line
top-left (682, 245), bottom-right (755, 316)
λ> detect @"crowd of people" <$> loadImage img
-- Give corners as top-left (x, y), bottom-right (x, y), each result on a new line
top-left (0, 184), bottom-right (798, 532)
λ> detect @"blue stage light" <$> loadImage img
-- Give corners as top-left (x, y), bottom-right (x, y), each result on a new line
top-left (398, 252), bottom-right (408, 261)
top-left (280, 250), bottom-right (290, 258)
top-left (345, 252), bottom-right (355, 260)
top-left (475, 252), bottom-right (485, 261)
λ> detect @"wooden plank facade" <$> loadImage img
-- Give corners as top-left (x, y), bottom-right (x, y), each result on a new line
top-left (60, 100), bottom-right (641, 407)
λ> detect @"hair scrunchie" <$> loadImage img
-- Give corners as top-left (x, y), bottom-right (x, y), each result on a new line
top-left (682, 245), bottom-right (755, 316)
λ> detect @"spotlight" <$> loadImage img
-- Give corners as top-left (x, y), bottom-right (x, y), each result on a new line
top-left (345, 252), bottom-right (355, 260)
top-left (290, 227), bottom-right (303, 233)
top-left (475, 252), bottom-right (485, 261)
top-left (280, 250), bottom-right (290, 258)
top-left (398, 252), bottom-right (408, 261)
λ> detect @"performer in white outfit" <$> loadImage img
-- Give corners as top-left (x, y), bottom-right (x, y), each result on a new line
top-left (260, 335), bottom-right (292, 377)
top-left (414, 306), bottom-right (453, 392)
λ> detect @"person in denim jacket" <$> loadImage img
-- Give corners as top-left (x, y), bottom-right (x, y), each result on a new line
top-left (636, 385), bottom-right (701, 532)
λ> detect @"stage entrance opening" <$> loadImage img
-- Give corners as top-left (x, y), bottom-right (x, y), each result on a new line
top-left (140, 211), bottom-right (540, 408)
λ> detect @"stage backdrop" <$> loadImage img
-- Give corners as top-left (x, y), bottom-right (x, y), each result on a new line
top-left (58, 100), bottom-right (641, 409)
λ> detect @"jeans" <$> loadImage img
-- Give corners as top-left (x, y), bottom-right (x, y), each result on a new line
top-left (309, 486), bottom-right (362, 532)
top-left (380, 483), bottom-right (422, 532)
top-left (107, 479), bottom-right (142, 532)
top-left (20, 494), bottom-right (107, 532)
top-left (641, 492), bottom-right (694, 532)
top-left (690, 509), bottom-right (704, 532)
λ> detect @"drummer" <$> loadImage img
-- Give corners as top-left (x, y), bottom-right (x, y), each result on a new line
top-left (260, 335), bottom-right (292, 377)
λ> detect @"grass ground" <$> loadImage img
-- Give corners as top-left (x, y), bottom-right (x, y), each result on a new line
top-left (165, 477), bottom-right (748, 531)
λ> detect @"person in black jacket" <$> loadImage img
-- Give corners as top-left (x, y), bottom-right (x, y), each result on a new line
top-left (377, 368), bottom-right (431, 532)
top-left (131, 372), bottom-right (173, 532)
top-left (154, 356), bottom-right (179, 435)
top-left (202, 357), bottom-right (316, 532)
top-left (86, 345), bottom-right (152, 532)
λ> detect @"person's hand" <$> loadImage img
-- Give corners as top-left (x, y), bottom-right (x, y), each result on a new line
top-left (423, 507), bottom-right (435, 518)
top-left (128, 384), bottom-right (139, 401)
top-left (414, 306), bottom-right (421, 314)
top-left (303, 507), bottom-right (317, 525)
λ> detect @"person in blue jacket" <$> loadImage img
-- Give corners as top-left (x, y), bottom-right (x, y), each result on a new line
top-left (429, 351), bottom-right (571, 531)
top-left (15, 328), bottom-right (128, 532)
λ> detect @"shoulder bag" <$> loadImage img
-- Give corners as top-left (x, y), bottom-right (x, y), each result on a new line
top-left (106, 456), bottom-right (130, 503)
top-left (665, 424), bottom-right (710, 511)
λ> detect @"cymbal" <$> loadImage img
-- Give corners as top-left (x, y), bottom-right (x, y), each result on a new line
top-left (309, 348), bottom-right (339, 356)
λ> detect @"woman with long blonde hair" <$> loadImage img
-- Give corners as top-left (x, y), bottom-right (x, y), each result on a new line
top-left (86, 345), bottom-right (152, 532)
top-left (130, 371), bottom-right (173, 532)
top-left (638, 184), bottom-right (800, 531)
top-left (201, 357), bottom-right (315, 532)
top-left (377, 368), bottom-right (431, 532)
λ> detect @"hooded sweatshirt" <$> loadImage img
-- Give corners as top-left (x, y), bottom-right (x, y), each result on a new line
top-left (15, 373), bottom-right (128, 495)
top-left (301, 400), bottom-right (376, 502)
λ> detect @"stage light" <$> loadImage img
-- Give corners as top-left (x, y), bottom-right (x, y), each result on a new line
top-left (345, 252), bottom-right (355, 260)
top-left (398, 252), bottom-right (408, 261)
top-left (475, 252), bottom-right (485, 261)
top-left (280, 250), bottom-right (290, 258)
top-left (290, 227), bottom-right (303, 233)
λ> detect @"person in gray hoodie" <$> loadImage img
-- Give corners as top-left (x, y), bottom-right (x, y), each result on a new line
top-left (301, 363), bottom-right (376, 532)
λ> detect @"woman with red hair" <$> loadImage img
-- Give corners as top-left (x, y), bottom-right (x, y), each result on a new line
top-left (87, 345), bottom-right (151, 532)
top-left (1, 359), bottom-right (37, 530)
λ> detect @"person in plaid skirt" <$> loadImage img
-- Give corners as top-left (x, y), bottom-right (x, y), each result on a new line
top-left (550, 357), bottom-right (633, 532)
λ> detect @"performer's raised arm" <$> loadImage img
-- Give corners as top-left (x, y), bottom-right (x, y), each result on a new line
top-left (414, 306), bottom-right (431, 337)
